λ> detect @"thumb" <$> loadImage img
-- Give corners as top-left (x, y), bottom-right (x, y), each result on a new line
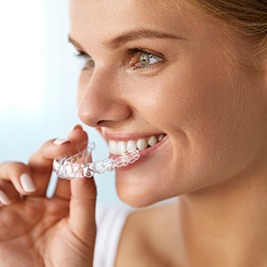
top-left (69, 177), bottom-right (97, 252)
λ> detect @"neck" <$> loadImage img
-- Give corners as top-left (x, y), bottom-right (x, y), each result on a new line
top-left (177, 166), bottom-right (267, 267)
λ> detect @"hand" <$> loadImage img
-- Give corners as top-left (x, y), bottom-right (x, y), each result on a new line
top-left (0, 125), bottom-right (97, 267)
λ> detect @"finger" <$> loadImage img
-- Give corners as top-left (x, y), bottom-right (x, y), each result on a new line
top-left (0, 189), bottom-right (12, 206)
top-left (28, 138), bottom-right (74, 197)
top-left (35, 125), bottom-right (89, 199)
top-left (54, 142), bottom-right (92, 201)
top-left (0, 179), bottom-right (22, 205)
top-left (28, 125), bottom-right (87, 170)
top-left (54, 125), bottom-right (89, 199)
top-left (69, 177), bottom-right (97, 252)
top-left (0, 162), bottom-right (37, 196)
top-left (67, 124), bottom-right (88, 150)
top-left (0, 125), bottom-right (88, 199)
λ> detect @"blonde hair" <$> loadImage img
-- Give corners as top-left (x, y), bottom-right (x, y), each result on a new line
top-left (186, 0), bottom-right (267, 69)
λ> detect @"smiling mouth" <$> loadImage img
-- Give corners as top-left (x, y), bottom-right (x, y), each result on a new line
top-left (108, 134), bottom-right (166, 155)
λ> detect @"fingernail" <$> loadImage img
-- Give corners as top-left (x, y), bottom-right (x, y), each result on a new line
top-left (20, 173), bottom-right (36, 193)
top-left (0, 190), bottom-right (11, 205)
top-left (53, 138), bottom-right (71, 146)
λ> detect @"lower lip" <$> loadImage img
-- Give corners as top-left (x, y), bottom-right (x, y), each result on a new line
top-left (112, 135), bottom-right (168, 170)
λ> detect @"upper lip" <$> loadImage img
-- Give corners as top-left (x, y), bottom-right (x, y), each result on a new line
top-left (102, 130), bottom-right (166, 142)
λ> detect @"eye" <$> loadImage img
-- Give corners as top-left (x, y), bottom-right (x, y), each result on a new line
top-left (128, 49), bottom-right (164, 70)
top-left (76, 51), bottom-right (95, 70)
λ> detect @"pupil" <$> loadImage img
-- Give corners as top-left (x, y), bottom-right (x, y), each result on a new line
top-left (88, 59), bottom-right (95, 67)
top-left (139, 53), bottom-right (150, 66)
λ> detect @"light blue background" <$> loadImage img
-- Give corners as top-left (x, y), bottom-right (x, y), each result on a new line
top-left (0, 1), bottom-right (120, 204)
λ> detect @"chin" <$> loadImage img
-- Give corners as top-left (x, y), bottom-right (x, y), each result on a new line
top-left (117, 191), bottom-right (160, 208)
top-left (115, 178), bottom-right (177, 208)
top-left (114, 172), bottom-right (160, 208)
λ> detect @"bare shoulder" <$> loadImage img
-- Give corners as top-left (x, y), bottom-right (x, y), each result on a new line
top-left (115, 200), bottom-right (180, 267)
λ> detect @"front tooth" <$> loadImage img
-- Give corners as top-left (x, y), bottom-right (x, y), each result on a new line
top-left (137, 138), bottom-right (148, 151)
top-left (148, 136), bottom-right (157, 147)
top-left (109, 141), bottom-right (118, 154)
top-left (127, 140), bottom-right (137, 152)
top-left (118, 141), bottom-right (127, 154)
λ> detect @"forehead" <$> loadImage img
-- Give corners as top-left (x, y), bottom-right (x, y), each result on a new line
top-left (69, 0), bottom-right (191, 45)
top-left (69, 0), bottom-right (179, 23)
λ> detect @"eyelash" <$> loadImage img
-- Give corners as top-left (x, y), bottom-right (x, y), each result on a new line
top-left (76, 51), bottom-right (95, 70)
top-left (75, 48), bottom-right (165, 71)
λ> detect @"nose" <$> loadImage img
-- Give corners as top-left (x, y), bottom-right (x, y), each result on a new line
top-left (77, 67), bottom-right (132, 128)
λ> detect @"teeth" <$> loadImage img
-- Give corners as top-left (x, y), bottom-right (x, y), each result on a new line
top-left (108, 134), bottom-right (165, 155)
top-left (127, 140), bottom-right (137, 151)
top-left (118, 141), bottom-right (127, 154)
top-left (109, 141), bottom-right (118, 154)
top-left (137, 138), bottom-right (148, 151)
top-left (158, 135), bottom-right (165, 141)
top-left (148, 136), bottom-right (157, 146)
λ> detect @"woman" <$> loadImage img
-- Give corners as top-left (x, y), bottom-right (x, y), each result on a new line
top-left (0, 0), bottom-right (266, 266)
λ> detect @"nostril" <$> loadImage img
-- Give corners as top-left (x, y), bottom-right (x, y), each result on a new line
top-left (96, 119), bottom-right (121, 127)
top-left (97, 120), bottom-right (106, 126)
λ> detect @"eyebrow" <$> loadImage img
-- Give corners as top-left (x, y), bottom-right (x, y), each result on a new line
top-left (68, 28), bottom-right (182, 51)
top-left (68, 35), bottom-right (84, 50)
top-left (104, 28), bottom-right (182, 48)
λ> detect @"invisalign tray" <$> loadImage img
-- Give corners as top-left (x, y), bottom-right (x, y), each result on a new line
top-left (53, 143), bottom-right (140, 179)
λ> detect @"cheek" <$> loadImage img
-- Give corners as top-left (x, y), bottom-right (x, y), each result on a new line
top-left (129, 61), bottom-right (259, 184)
top-left (127, 62), bottom-right (232, 135)
top-left (116, 66), bottom-right (264, 205)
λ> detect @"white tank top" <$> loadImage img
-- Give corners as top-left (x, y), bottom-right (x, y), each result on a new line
top-left (93, 204), bottom-right (133, 267)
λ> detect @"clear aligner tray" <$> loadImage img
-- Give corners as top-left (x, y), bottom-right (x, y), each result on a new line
top-left (53, 142), bottom-right (140, 179)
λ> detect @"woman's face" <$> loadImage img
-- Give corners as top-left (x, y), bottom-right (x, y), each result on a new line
top-left (69, 0), bottom-right (267, 207)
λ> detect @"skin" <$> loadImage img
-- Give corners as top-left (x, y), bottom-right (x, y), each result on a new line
top-left (72, 0), bottom-right (267, 207)
top-left (0, 126), bottom-right (96, 267)
top-left (0, 0), bottom-right (267, 266)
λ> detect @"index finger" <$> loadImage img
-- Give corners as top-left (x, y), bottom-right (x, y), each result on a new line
top-left (25, 125), bottom-right (87, 198)
top-left (28, 125), bottom-right (88, 172)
